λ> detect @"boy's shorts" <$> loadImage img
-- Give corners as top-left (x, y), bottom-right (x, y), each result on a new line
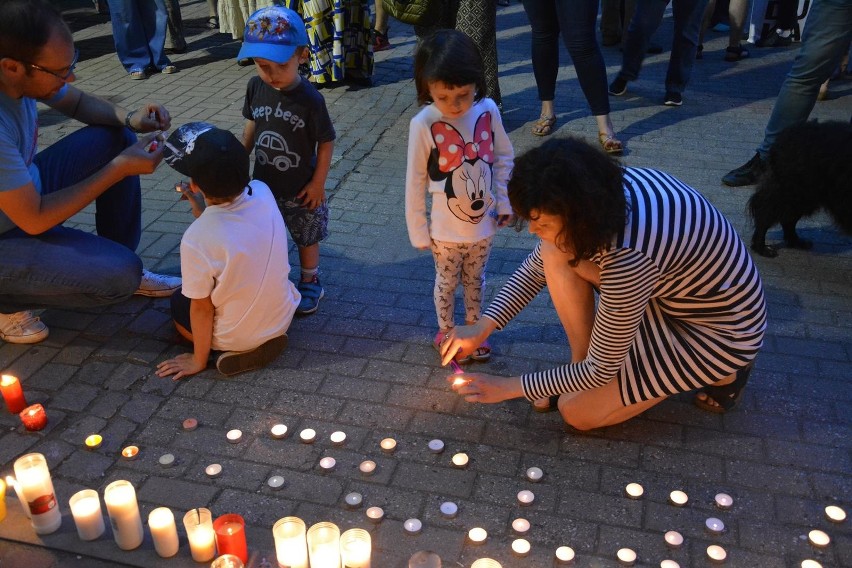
top-left (170, 287), bottom-right (192, 332)
top-left (275, 197), bottom-right (329, 248)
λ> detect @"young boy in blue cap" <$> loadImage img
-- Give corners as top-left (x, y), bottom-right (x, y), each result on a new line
top-left (156, 122), bottom-right (300, 379)
top-left (238, 6), bottom-right (336, 315)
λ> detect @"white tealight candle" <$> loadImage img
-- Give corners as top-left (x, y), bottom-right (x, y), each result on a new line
top-left (664, 530), bottom-right (684, 548)
top-left (428, 439), bottom-right (445, 453)
top-left (205, 464), bottom-right (222, 478)
top-left (158, 453), bottom-right (175, 468)
top-left (660, 560), bottom-right (681, 568)
top-left (404, 518), bottom-right (422, 535)
top-left (268, 476), bottom-right (285, 490)
top-left (451, 452), bottom-right (469, 468)
top-left (440, 501), bottom-right (458, 518)
top-left (365, 507), bottom-right (384, 523)
top-left (705, 517), bottom-right (725, 534)
top-left (226, 429), bottom-right (242, 444)
top-left (825, 505), bottom-right (846, 523)
top-left (359, 460), bottom-right (376, 476)
top-left (344, 492), bottom-right (363, 508)
top-left (319, 457), bottom-right (336, 472)
top-left (714, 493), bottom-right (733, 510)
top-left (512, 538), bottom-right (531, 557)
top-left (706, 545), bottom-right (727, 563)
top-left (555, 546), bottom-right (575, 564)
top-left (517, 490), bottom-right (535, 506)
top-left (525, 467), bottom-right (543, 482)
top-left (380, 438), bottom-right (397, 453)
top-left (299, 428), bottom-right (316, 443)
top-left (669, 490), bottom-right (688, 506)
top-left (511, 518), bottom-right (530, 535)
top-left (330, 431), bottom-right (346, 445)
top-left (625, 483), bottom-right (644, 499)
top-left (801, 560), bottom-right (823, 568)
top-left (468, 527), bottom-right (487, 544)
top-left (270, 424), bottom-right (288, 439)
top-left (616, 547), bottom-right (637, 566)
top-left (808, 529), bottom-right (830, 548)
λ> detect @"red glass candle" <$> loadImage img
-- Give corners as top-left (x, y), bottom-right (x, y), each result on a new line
top-left (19, 404), bottom-right (48, 431)
top-left (213, 514), bottom-right (248, 563)
top-left (1, 374), bottom-right (27, 414)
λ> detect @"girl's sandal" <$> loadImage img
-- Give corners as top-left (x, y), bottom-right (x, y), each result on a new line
top-left (694, 364), bottom-right (753, 414)
top-left (598, 132), bottom-right (624, 155)
top-left (531, 115), bottom-right (556, 136)
top-left (471, 339), bottom-right (491, 362)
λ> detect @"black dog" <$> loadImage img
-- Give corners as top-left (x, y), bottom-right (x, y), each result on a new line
top-left (748, 120), bottom-right (852, 257)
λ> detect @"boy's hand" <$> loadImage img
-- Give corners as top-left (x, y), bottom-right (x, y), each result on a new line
top-left (296, 180), bottom-right (325, 211)
top-left (176, 181), bottom-right (205, 218)
top-left (156, 353), bottom-right (207, 381)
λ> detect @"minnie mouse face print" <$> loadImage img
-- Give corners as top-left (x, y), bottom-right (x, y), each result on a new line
top-left (428, 111), bottom-right (495, 224)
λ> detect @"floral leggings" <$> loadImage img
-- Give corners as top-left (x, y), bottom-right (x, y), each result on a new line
top-left (430, 236), bottom-right (493, 331)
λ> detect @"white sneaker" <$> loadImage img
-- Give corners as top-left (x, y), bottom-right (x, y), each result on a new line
top-left (135, 269), bottom-right (181, 297)
top-left (0, 311), bottom-right (49, 344)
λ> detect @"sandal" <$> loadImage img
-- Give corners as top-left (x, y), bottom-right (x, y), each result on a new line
top-left (471, 339), bottom-right (491, 362)
top-left (129, 68), bottom-right (146, 80)
top-left (724, 45), bottom-right (750, 62)
top-left (160, 64), bottom-right (178, 74)
top-left (598, 132), bottom-right (624, 155)
top-left (532, 395), bottom-right (560, 413)
top-left (206, 16), bottom-right (219, 29)
top-left (694, 364), bottom-right (753, 414)
top-left (531, 115), bottom-right (556, 137)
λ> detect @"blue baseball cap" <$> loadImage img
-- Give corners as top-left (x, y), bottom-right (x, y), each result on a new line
top-left (237, 6), bottom-right (309, 64)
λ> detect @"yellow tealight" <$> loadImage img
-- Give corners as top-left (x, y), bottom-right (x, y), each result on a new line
top-left (84, 434), bottom-right (102, 450)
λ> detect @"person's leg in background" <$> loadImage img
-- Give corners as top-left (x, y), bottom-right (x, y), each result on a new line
top-left (206, 0), bottom-right (219, 28)
top-left (609, 0), bottom-right (668, 94)
top-left (600, 0), bottom-right (623, 46)
top-left (520, 0), bottom-right (560, 134)
top-left (106, 0), bottom-right (151, 75)
top-left (372, 0), bottom-right (391, 51)
top-left (663, 0), bottom-right (709, 104)
top-left (164, 0), bottom-right (187, 53)
top-left (456, 0), bottom-right (503, 106)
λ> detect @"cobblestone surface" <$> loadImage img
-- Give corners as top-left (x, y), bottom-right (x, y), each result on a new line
top-left (1, 0), bottom-right (850, 567)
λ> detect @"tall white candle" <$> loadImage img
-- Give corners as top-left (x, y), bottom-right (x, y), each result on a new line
top-left (307, 522), bottom-right (341, 568)
top-left (273, 517), bottom-right (309, 568)
top-left (13, 453), bottom-right (61, 534)
top-left (340, 528), bottom-right (371, 568)
top-left (69, 489), bottom-right (105, 541)
top-left (5, 476), bottom-right (31, 519)
top-left (103, 480), bottom-right (143, 550)
top-left (183, 508), bottom-right (216, 562)
top-left (148, 507), bottom-right (179, 557)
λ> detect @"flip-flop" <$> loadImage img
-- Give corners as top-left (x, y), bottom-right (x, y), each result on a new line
top-left (694, 364), bottom-right (753, 413)
top-left (129, 69), bottom-right (146, 80)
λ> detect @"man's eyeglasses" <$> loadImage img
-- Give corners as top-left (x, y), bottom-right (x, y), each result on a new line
top-left (22, 49), bottom-right (79, 80)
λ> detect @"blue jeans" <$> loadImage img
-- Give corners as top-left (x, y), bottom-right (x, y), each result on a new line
top-left (756, 0), bottom-right (852, 158)
top-left (521, 0), bottom-right (611, 115)
top-left (618, 0), bottom-right (710, 94)
top-left (0, 127), bottom-right (143, 312)
top-left (107, 0), bottom-right (170, 73)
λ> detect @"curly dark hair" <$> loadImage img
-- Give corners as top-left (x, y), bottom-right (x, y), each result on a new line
top-left (508, 137), bottom-right (627, 264)
top-left (413, 29), bottom-right (486, 106)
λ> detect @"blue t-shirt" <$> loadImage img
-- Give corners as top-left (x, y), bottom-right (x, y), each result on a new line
top-left (0, 85), bottom-right (67, 234)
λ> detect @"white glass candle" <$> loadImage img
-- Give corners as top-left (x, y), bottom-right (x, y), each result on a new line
top-left (706, 545), bottom-right (727, 563)
top-left (69, 490), bottom-right (105, 541)
top-left (825, 505), bottom-right (846, 523)
top-left (525, 467), bottom-right (543, 482)
top-left (183, 508), bottom-right (216, 562)
top-left (808, 529), bottom-right (830, 548)
top-left (307, 521), bottom-right (341, 568)
top-left (404, 518), bottom-right (422, 535)
top-left (470, 560), bottom-right (501, 568)
top-left (13, 453), bottom-right (61, 534)
top-left (555, 546), bottom-right (575, 564)
top-left (517, 490), bottom-right (535, 506)
top-left (664, 530), bottom-right (683, 548)
top-left (148, 507), bottom-right (179, 558)
top-left (103, 480), bottom-right (143, 550)
top-left (616, 547), bottom-right (637, 566)
top-left (273, 516), bottom-right (308, 568)
top-left (714, 493), bottom-right (733, 510)
top-left (340, 528), bottom-right (371, 568)
top-left (624, 483), bottom-right (644, 499)
top-left (467, 527), bottom-right (487, 544)
top-left (669, 490), bottom-right (688, 506)
top-left (6, 476), bottom-right (31, 519)
top-left (511, 538), bottom-right (531, 557)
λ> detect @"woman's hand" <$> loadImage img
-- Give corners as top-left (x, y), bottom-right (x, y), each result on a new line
top-left (440, 319), bottom-right (493, 365)
top-left (448, 372), bottom-right (524, 403)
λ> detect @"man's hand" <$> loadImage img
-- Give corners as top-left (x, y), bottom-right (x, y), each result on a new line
top-left (156, 353), bottom-right (207, 381)
top-left (296, 180), bottom-right (325, 211)
top-left (113, 132), bottom-right (165, 176)
top-left (129, 103), bottom-right (172, 132)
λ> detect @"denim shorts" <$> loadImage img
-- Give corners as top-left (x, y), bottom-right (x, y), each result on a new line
top-left (275, 197), bottom-right (329, 248)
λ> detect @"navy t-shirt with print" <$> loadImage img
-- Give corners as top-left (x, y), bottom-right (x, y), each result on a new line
top-left (242, 76), bottom-right (335, 200)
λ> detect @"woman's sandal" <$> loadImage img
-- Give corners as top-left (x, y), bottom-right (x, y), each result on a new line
top-left (598, 132), bottom-right (624, 155)
top-left (129, 68), bottom-right (146, 80)
top-left (694, 364), bottom-right (753, 414)
top-left (533, 395), bottom-right (560, 413)
top-left (471, 339), bottom-right (491, 362)
top-left (531, 115), bottom-right (556, 137)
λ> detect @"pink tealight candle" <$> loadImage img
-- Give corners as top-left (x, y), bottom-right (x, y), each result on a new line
top-left (359, 460), bottom-right (376, 476)
top-left (706, 545), bottom-right (727, 563)
top-left (182, 418), bottom-right (198, 431)
top-left (319, 457), bottom-right (336, 472)
top-left (403, 518), bottom-right (422, 535)
top-left (714, 493), bottom-right (733, 510)
top-left (511, 518), bottom-right (530, 535)
top-left (517, 490), bottom-right (535, 506)
top-left (365, 507), bottom-right (384, 523)
top-left (664, 530), bottom-right (684, 548)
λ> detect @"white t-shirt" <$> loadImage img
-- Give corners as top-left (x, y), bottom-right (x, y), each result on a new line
top-left (405, 98), bottom-right (514, 249)
top-left (180, 179), bottom-right (300, 352)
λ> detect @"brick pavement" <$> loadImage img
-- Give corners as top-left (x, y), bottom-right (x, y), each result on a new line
top-left (0, 1), bottom-right (850, 567)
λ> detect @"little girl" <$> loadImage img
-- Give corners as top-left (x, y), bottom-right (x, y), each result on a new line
top-left (405, 30), bottom-right (515, 362)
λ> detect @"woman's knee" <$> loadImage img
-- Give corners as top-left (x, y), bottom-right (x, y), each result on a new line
top-left (557, 393), bottom-right (600, 431)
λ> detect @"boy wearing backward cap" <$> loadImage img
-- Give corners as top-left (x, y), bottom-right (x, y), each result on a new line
top-left (156, 122), bottom-right (300, 379)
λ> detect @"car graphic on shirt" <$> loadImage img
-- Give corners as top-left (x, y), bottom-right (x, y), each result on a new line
top-left (255, 130), bottom-right (301, 172)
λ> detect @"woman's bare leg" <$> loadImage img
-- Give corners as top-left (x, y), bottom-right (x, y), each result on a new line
top-left (557, 377), bottom-right (668, 430)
